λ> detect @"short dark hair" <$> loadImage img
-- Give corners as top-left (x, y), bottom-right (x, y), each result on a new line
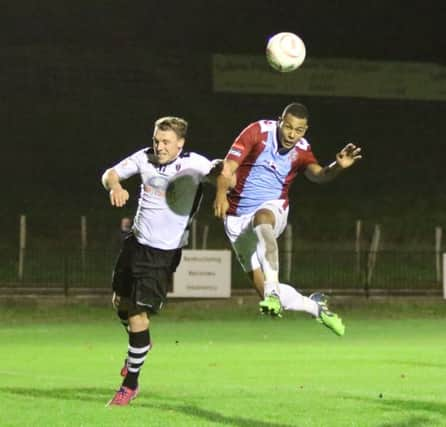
top-left (154, 116), bottom-right (188, 139)
top-left (281, 103), bottom-right (309, 120)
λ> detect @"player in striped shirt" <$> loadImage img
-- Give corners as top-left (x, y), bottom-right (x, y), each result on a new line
top-left (102, 116), bottom-right (221, 405)
top-left (214, 102), bottom-right (362, 336)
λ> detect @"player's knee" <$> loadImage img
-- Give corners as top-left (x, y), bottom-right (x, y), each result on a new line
top-left (128, 311), bottom-right (150, 332)
top-left (254, 223), bottom-right (278, 252)
top-left (253, 209), bottom-right (275, 227)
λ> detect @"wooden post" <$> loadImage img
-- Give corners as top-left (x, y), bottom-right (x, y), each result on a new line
top-left (202, 225), bottom-right (209, 249)
top-left (191, 219), bottom-right (197, 249)
top-left (283, 224), bottom-right (293, 283)
top-left (366, 224), bottom-right (381, 297)
top-left (81, 216), bottom-right (87, 278)
top-left (18, 214), bottom-right (26, 281)
top-left (355, 219), bottom-right (362, 275)
top-left (435, 226), bottom-right (442, 283)
top-left (443, 253), bottom-right (446, 299)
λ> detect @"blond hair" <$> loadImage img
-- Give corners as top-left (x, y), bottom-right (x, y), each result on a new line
top-left (154, 116), bottom-right (188, 139)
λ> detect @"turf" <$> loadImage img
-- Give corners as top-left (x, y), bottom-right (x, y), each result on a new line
top-left (0, 298), bottom-right (445, 427)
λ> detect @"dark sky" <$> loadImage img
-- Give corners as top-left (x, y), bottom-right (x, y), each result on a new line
top-left (1, 0), bottom-right (445, 218)
top-left (2, 0), bottom-right (445, 62)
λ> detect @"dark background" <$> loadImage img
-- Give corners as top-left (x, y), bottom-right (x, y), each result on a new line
top-left (1, 0), bottom-right (445, 249)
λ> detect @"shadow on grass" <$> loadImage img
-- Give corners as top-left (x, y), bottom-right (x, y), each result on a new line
top-left (343, 394), bottom-right (446, 417)
top-left (378, 416), bottom-right (432, 427)
top-left (382, 359), bottom-right (446, 369)
top-left (0, 386), bottom-right (295, 427)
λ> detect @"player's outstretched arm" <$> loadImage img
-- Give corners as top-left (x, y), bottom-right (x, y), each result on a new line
top-left (305, 143), bottom-right (362, 184)
top-left (101, 168), bottom-right (130, 207)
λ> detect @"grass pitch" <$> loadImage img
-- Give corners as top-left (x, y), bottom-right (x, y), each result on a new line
top-left (0, 297), bottom-right (445, 427)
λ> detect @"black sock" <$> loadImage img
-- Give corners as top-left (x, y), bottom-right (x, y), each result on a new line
top-left (122, 330), bottom-right (151, 390)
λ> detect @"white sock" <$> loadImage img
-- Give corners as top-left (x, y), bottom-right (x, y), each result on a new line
top-left (278, 283), bottom-right (319, 317)
top-left (254, 224), bottom-right (279, 296)
top-left (264, 281), bottom-right (280, 296)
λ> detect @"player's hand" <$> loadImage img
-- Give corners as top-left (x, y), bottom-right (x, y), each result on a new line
top-left (336, 143), bottom-right (362, 169)
top-left (112, 292), bottom-right (120, 310)
top-left (109, 188), bottom-right (129, 207)
top-left (213, 194), bottom-right (230, 219)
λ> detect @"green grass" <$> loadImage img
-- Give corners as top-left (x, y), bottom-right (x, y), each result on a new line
top-left (0, 298), bottom-right (445, 426)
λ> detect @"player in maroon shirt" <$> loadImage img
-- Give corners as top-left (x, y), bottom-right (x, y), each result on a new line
top-left (214, 103), bottom-right (362, 335)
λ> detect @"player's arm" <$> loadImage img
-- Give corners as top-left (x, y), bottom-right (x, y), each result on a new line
top-left (304, 143), bottom-right (362, 184)
top-left (213, 159), bottom-right (238, 219)
top-left (205, 159), bottom-right (223, 185)
top-left (101, 168), bottom-right (130, 207)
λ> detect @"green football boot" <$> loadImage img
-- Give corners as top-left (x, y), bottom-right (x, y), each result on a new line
top-left (259, 292), bottom-right (283, 318)
top-left (310, 292), bottom-right (345, 336)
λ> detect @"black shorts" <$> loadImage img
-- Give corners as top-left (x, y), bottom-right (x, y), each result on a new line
top-left (112, 234), bottom-right (182, 314)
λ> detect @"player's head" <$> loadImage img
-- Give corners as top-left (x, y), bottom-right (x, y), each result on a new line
top-left (153, 116), bottom-right (188, 164)
top-left (277, 103), bottom-right (309, 149)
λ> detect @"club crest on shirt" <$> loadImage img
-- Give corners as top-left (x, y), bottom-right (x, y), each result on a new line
top-left (176, 164), bottom-right (181, 171)
top-left (144, 175), bottom-right (169, 197)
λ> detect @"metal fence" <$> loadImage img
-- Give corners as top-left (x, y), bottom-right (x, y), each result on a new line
top-left (0, 247), bottom-right (442, 296)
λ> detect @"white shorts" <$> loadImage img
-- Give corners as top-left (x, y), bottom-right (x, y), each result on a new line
top-left (224, 200), bottom-right (289, 272)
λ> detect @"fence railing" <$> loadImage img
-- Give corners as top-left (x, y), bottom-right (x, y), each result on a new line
top-left (0, 248), bottom-right (442, 296)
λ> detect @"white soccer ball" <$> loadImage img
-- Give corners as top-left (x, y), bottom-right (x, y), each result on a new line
top-left (266, 32), bottom-right (306, 72)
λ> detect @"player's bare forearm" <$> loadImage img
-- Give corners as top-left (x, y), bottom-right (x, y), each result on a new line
top-left (102, 168), bottom-right (120, 190)
top-left (213, 175), bottom-right (231, 218)
top-left (304, 162), bottom-right (340, 183)
top-left (213, 160), bottom-right (237, 218)
top-left (305, 143), bottom-right (362, 184)
top-left (101, 168), bottom-right (129, 207)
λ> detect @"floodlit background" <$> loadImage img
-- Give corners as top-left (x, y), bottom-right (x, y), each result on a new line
top-left (1, 1), bottom-right (445, 292)
top-left (1, 3), bottom-right (446, 426)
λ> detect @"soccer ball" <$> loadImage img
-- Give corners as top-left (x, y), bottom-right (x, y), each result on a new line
top-left (165, 170), bottom-right (201, 216)
top-left (266, 32), bottom-right (306, 72)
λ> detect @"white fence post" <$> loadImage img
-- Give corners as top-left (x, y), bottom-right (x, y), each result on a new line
top-left (18, 214), bottom-right (27, 281)
top-left (81, 215), bottom-right (87, 275)
top-left (202, 225), bottom-right (209, 249)
top-left (191, 219), bottom-right (197, 249)
top-left (366, 224), bottom-right (381, 293)
top-left (435, 226), bottom-right (442, 283)
top-left (443, 253), bottom-right (446, 299)
top-left (355, 219), bottom-right (362, 275)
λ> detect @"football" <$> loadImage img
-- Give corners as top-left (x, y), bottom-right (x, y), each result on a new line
top-left (165, 169), bottom-right (201, 216)
top-left (266, 32), bottom-right (306, 72)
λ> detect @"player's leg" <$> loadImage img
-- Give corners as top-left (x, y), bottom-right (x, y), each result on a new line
top-left (224, 214), bottom-right (281, 314)
top-left (248, 270), bottom-right (317, 314)
top-left (107, 240), bottom-right (181, 406)
top-left (248, 265), bottom-right (344, 334)
top-left (107, 306), bottom-right (151, 406)
top-left (309, 292), bottom-right (345, 336)
top-left (252, 201), bottom-right (289, 315)
top-left (248, 268), bottom-right (316, 317)
top-left (110, 238), bottom-right (134, 378)
top-left (253, 208), bottom-right (279, 293)
top-left (112, 294), bottom-right (131, 377)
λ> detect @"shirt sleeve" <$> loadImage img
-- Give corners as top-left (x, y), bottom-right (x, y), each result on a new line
top-left (113, 150), bottom-right (144, 180)
top-left (295, 139), bottom-right (318, 172)
top-left (225, 122), bottom-right (262, 165)
top-left (190, 153), bottom-right (213, 178)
